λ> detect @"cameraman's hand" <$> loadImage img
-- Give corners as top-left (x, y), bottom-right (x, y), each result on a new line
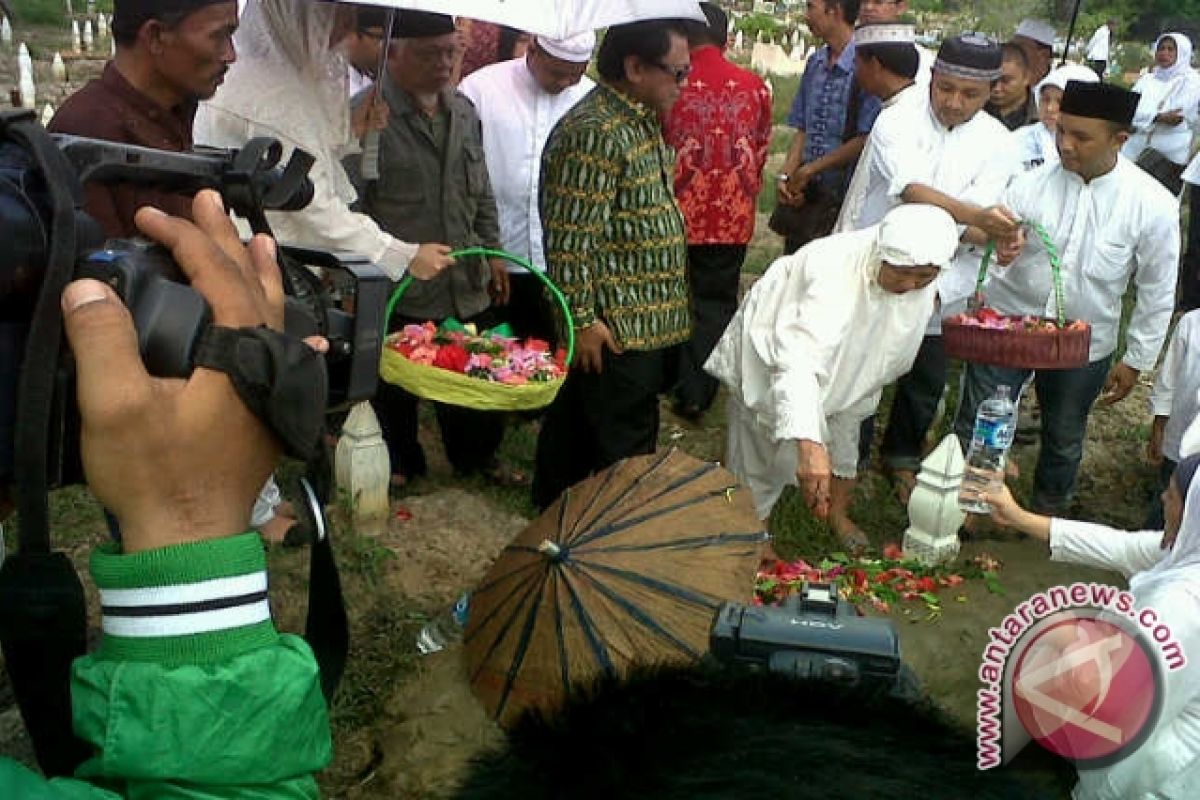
top-left (410, 243), bottom-right (454, 280)
top-left (64, 191), bottom-right (283, 553)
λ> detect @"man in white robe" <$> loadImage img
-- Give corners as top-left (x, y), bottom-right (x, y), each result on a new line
top-left (458, 32), bottom-right (595, 339)
top-left (838, 31), bottom-right (1020, 499)
top-left (705, 204), bottom-right (961, 544)
top-left (956, 80), bottom-right (1180, 515)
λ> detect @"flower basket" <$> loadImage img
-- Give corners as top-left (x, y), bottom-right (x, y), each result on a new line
top-left (378, 248), bottom-right (575, 411)
top-left (942, 222), bottom-right (1091, 370)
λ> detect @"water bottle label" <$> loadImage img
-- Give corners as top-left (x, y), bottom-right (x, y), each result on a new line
top-left (973, 416), bottom-right (1012, 449)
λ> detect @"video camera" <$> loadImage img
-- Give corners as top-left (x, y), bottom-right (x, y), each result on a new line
top-left (0, 111), bottom-right (391, 489)
top-left (710, 582), bottom-right (906, 691)
top-left (0, 109), bottom-right (371, 777)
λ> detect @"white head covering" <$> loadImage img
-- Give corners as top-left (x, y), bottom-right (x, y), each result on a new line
top-left (1130, 453), bottom-right (1200, 601)
top-left (535, 31), bottom-right (596, 63)
top-left (203, 0), bottom-right (354, 199)
top-left (1034, 63), bottom-right (1099, 109)
top-left (1015, 19), bottom-right (1056, 48)
top-left (1152, 32), bottom-right (1196, 83)
top-left (876, 204), bottom-right (960, 269)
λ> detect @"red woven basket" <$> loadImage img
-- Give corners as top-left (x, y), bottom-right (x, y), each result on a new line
top-left (942, 317), bottom-right (1090, 370)
top-left (942, 223), bottom-right (1091, 370)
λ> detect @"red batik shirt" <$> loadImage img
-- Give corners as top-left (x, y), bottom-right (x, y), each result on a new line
top-left (664, 45), bottom-right (773, 245)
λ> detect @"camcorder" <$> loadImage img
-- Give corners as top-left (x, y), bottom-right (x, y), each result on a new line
top-left (0, 109), bottom-right (369, 776)
top-left (710, 582), bottom-right (920, 698)
top-left (0, 119), bottom-right (391, 491)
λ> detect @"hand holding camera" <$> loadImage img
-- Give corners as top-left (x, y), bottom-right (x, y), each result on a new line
top-left (67, 191), bottom-right (284, 553)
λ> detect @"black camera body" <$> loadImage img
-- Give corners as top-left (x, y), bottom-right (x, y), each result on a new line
top-left (710, 582), bottom-right (902, 687)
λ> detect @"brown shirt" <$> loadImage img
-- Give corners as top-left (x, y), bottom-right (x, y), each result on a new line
top-left (48, 63), bottom-right (196, 237)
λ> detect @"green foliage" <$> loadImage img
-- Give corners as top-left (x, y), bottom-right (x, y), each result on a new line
top-left (734, 13), bottom-right (787, 42)
top-left (11, 1), bottom-right (113, 26)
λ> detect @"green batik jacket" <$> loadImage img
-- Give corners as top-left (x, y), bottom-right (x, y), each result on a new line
top-left (539, 83), bottom-right (691, 352)
top-left (0, 533), bottom-right (331, 799)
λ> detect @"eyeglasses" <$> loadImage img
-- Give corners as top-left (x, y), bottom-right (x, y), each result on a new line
top-left (651, 61), bottom-right (691, 84)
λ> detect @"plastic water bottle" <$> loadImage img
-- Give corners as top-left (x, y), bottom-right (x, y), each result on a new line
top-left (415, 592), bottom-right (470, 655)
top-left (958, 385), bottom-right (1016, 514)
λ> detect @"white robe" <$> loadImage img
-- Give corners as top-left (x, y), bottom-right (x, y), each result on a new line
top-left (1013, 121), bottom-right (1059, 172)
top-left (705, 229), bottom-right (938, 519)
top-left (194, 0), bottom-right (417, 278)
top-left (836, 88), bottom-right (1017, 234)
top-left (836, 88), bottom-right (1019, 332)
top-left (458, 58), bottom-right (594, 273)
top-left (1049, 516), bottom-right (1200, 799)
top-left (983, 158), bottom-right (1179, 370)
top-left (1123, 72), bottom-right (1200, 167)
top-left (1150, 311), bottom-right (1200, 463)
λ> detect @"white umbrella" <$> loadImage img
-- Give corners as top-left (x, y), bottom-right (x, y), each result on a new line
top-left (354, 0), bottom-right (706, 39)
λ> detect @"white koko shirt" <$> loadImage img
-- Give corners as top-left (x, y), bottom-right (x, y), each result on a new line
top-left (1150, 310), bottom-right (1200, 463)
top-left (458, 58), bottom-right (594, 273)
top-left (983, 158), bottom-right (1179, 370)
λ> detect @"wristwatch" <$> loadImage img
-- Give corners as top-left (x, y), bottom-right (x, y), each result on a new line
top-left (776, 173), bottom-right (789, 182)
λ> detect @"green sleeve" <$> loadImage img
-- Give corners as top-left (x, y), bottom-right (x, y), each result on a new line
top-left (23, 533), bottom-right (332, 800)
top-left (539, 124), bottom-right (623, 329)
top-left (0, 760), bottom-right (116, 800)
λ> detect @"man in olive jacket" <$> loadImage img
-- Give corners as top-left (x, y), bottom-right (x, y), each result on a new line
top-left (346, 11), bottom-right (509, 485)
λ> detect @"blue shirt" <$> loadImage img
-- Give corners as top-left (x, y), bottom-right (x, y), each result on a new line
top-left (786, 41), bottom-right (881, 190)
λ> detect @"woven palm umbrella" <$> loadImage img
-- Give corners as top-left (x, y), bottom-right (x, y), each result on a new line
top-left (465, 449), bottom-right (766, 726)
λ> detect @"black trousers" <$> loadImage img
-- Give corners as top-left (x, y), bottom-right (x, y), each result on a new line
top-left (505, 272), bottom-right (557, 343)
top-left (1178, 190), bottom-right (1200, 311)
top-left (373, 308), bottom-right (505, 479)
top-left (532, 346), bottom-right (678, 510)
top-left (880, 335), bottom-right (949, 472)
top-left (674, 244), bottom-right (746, 413)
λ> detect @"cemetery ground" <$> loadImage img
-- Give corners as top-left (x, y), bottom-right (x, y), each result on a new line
top-left (0, 23), bottom-right (1169, 800)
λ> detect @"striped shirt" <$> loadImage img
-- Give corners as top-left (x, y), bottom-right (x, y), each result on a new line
top-left (540, 83), bottom-right (691, 351)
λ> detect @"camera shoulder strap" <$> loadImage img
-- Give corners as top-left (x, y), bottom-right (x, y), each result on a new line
top-left (0, 109), bottom-right (92, 777)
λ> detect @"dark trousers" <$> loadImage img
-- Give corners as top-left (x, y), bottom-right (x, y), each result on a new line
top-left (1178, 191), bottom-right (1200, 311)
top-left (674, 244), bottom-right (746, 413)
top-left (880, 335), bottom-right (948, 472)
top-left (1145, 458), bottom-right (1178, 530)
top-left (373, 308), bottom-right (505, 479)
top-left (953, 357), bottom-right (1111, 513)
top-left (1088, 60), bottom-right (1107, 80)
top-left (532, 346), bottom-right (677, 510)
top-left (505, 272), bottom-right (557, 343)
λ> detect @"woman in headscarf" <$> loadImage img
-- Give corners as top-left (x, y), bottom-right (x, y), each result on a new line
top-left (705, 204), bottom-right (961, 545)
top-left (195, 0), bottom-right (452, 280)
top-left (1012, 63), bottom-right (1099, 172)
top-left (1122, 32), bottom-right (1200, 194)
top-left (984, 454), bottom-right (1200, 799)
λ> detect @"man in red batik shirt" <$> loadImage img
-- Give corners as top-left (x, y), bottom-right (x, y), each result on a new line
top-left (664, 2), bottom-right (771, 419)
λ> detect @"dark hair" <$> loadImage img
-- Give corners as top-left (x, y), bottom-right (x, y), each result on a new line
top-left (1000, 41), bottom-right (1029, 71)
top-left (453, 664), bottom-right (1057, 799)
top-left (825, 0), bottom-right (862, 25)
top-left (682, 2), bottom-right (728, 48)
top-left (596, 19), bottom-right (688, 83)
top-left (112, 7), bottom-right (193, 47)
top-left (498, 26), bottom-right (530, 61)
top-left (355, 6), bottom-right (391, 33)
top-left (858, 42), bottom-right (919, 79)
